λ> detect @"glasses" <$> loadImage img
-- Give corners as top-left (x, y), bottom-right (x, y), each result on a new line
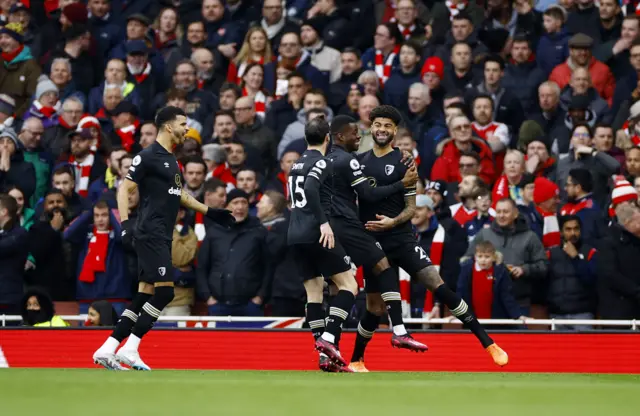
top-left (572, 132), bottom-right (590, 139)
top-left (453, 124), bottom-right (471, 131)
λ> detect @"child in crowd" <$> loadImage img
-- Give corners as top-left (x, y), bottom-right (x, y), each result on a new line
top-left (463, 188), bottom-right (494, 242)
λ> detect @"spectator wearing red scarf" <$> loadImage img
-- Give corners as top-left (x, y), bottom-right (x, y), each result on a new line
top-left (24, 75), bottom-right (60, 129)
top-left (63, 201), bottom-right (132, 313)
top-left (265, 145), bottom-right (302, 199)
top-left (109, 101), bottom-right (141, 153)
top-left (457, 241), bottom-right (525, 320)
top-left (124, 40), bottom-right (160, 121)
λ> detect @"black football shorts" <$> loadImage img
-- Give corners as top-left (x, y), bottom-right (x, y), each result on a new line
top-left (330, 217), bottom-right (386, 269)
top-left (135, 237), bottom-right (174, 284)
top-left (291, 241), bottom-right (352, 281)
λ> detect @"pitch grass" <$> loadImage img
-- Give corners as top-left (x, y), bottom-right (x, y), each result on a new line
top-left (0, 370), bottom-right (637, 416)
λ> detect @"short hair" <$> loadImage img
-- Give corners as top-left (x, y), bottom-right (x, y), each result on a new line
top-left (45, 188), bottom-right (65, 198)
top-left (287, 71), bottom-right (306, 82)
top-left (539, 80), bottom-right (561, 96)
top-left (496, 197), bottom-right (517, 209)
top-left (452, 41), bottom-right (472, 53)
top-left (559, 214), bottom-right (582, 230)
top-left (401, 40), bottom-right (421, 57)
top-left (369, 105), bottom-right (402, 125)
top-left (396, 127), bottom-right (413, 140)
top-left (357, 70), bottom-right (379, 88)
top-left (571, 121), bottom-right (593, 138)
top-left (475, 240), bottom-right (496, 254)
top-left (174, 59), bottom-right (196, 74)
top-left (155, 106), bottom-right (186, 130)
top-left (51, 57), bottom-right (71, 73)
top-left (0, 193), bottom-right (18, 220)
top-left (409, 82), bottom-right (430, 101)
top-left (62, 96), bottom-right (83, 112)
top-left (184, 155), bottom-right (207, 172)
top-left (237, 168), bottom-right (257, 179)
top-left (342, 47), bottom-right (362, 60)
top-left (53, 165), bottom-right (74, 178)
top-left (219, 82), bottom-right (242, 98)
top-left (623, 14), bottom-right (640, 26)
top-left (94, 200), bottom-right (109, 210)
top-left (568, 168), bottom-right (593, 193)
top-left (264, 190), bottom-right (287, 215)
top-left (452, 11), bottom-right (473, 23)
top-left (543, 7), bottom-right (565, 22)
top-left (203, 177), bottom-right (226, 194)
top-left (476, 187), bottom-right (491, 198)
top-left (484, 54), bottom-right (505, 70)
top-left (594, 122), bottom-right (613, 133)
top-left (305, 117), bottom-right (330, 145)
top-left (459, 150), bottom-right (481, 164)
top-left (214, 109), bottom-right (235, 122)
top-left (118, 153), bottom-right (133, 165)
top-left (380, 22), bottom-right (403, 45)
top-left (304, 88), bottom-right (326, 102)
top-left (187, 20), bottom-right (205, 30)
top-left (166, 87), bottom-right (188, 101)
top-left (616, 203), bottom-right (640, 225)
top-left (473, 93), bottom-right (494, 107)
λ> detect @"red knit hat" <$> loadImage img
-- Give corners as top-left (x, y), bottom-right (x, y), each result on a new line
top-left (77, 115), bottom-right (101, 132)
top-left (421, 57), bottom-right (444, 80)
top-left (533, 177), bottom-right (559, 204)
top-left (611, 176), bottom-right (637, 205)
top-left (62, 3), bottom-right (88, 24)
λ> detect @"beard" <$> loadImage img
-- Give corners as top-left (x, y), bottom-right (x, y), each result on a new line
top-left (175, 81), bottom-right (196, 92)
top-left (372, 130), bottom-right (394, 147)
top-left (197, 69), bottom-right (214, 81)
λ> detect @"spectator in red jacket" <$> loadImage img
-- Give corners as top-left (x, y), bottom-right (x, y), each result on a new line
top-left (549, 33), bottom-right (615, 106)
top-left (431, 114), bottom-right (495, 185)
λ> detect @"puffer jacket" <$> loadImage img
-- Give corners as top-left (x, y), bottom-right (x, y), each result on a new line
top-left (547, 243), bottom-right (597, 315)
top-left (0, 45), bottom-right (41, 116)
top-left (431, 137), bottom-right (496, 185)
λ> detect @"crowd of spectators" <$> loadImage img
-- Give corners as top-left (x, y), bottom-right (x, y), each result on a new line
top-left (1, 0), bottom-right (640, 329)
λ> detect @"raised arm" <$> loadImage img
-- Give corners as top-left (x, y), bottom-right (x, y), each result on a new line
top-left (181, 189), bottom-right (236, 227)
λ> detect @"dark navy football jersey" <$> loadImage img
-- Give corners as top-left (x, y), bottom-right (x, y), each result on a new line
top-left (287, 149), bottom-right (331, 244)
top-left (322, 145), bottom-right (369, 221)
top-left (126, 141), bottom-right (182, 242)
top-left (358, 148), bottom-right (416, 235)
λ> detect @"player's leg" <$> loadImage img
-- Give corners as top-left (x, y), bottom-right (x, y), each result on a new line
top-left (315, 269), bottom-right (357, 367)
top-left (349, 291), bottom-right (384, 372)
top-left (304, 276), bottom-right (325, 341)
top-left (416, 265), bottom-right (508, 366)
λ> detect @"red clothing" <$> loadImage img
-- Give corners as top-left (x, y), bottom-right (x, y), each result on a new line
top-left (431, 138), bottom-right (496, 185)
top-left (79, 228), bottom-right (109, 283)
top-left (211, 163), bottom-right (236, 186)
top-left (471, 264), bottom-right (494, 319)
top-left (549, 57), bottom-right (615, 106)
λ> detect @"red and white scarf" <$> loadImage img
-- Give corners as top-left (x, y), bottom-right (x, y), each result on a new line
top-left (243, 87), bottom-right (267, 120)
top-left (422, 224), bottom-right (445, 314)
top-left (398, 23), bottom-right (415, 39)
top-left (446, 0), bottom-right (467, 20)
top-left (69, 152), bottom-right (95, 198)
top-left (115, 120), bottom-right (140, 152)
top-left (33, 100), bottom-right (60, 119)
top-left (235, 57), bottom-right (265, 84)
top-left (412, 148), bottom-right (421, 168)
top-left (450, 202), bottom-right (476, 226)
top-left (536, 207), bottom-right (560, 248)
top-left (129, 62), bottom-right (152, 84)
top-left (560, 197), bottom-right (593, 216)
top-left (194, 212), bottom-right (206, 247)
top-left (78, 227), bottom-right (110, 283)
top-left (374, 44), bottom-right (400, 86)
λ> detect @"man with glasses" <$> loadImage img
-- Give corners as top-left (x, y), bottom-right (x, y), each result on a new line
top-left (42, 97), bottom-right (84, 159)
top-left (392, 0), bottom-right (425, 42)
top-left (259, 0), bottom-right (300, 52)
top-left (432, 114), bottom-right (496, 185)
top-left (362, 23), bottom-right (402, 86)
top-left (235, 96), bottom-right (277, 174)
top-left (19, 118), bottom-right (53, 206)
top-left (161, 59), bottom-right (217, 125)
top-left (263, 31), bottom-right (328, 95)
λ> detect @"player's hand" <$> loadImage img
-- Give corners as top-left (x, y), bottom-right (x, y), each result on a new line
top-left (319, 222), bottom-right (335, 249)
top-left (120, 219), bottom-right (133, 247)
top-left (400, 150), bottom-right (416, 169)
top-left (364, 214), bottom-right (396, 232)
top-left (401, 166), bottom-right (418, 187)
top-left (206, 207), bottom-right (236, 227)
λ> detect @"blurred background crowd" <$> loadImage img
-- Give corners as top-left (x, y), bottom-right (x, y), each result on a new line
top-left (0, 0), bottom-right (639, 329)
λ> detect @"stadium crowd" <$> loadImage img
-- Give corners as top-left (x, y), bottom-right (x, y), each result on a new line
top-left (1, 0), bottom-right (640, 329)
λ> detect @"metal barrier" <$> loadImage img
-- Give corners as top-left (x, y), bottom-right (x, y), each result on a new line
top-left (0, 315), bottom-right (637, 330)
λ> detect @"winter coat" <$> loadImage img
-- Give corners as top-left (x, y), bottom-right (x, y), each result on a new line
top-left (549, 57), bottom-right (615, 106)
top-left (456, 260), bottom-right (523, 319)
top-left (264, 215), bottom-right (305, 302)
top-left (172, 222), bottom-right (198, 289)
top-left (64, 210), bottom-right (131, 301)
top-left (204, 13), bottom-right (244, 48)
top-left (129, 71), bottom-right (164, 122)
top-left (153, 88), bottom-right (217, 126)
top-left (45, 48), bottom-right (100, 97)
top-left (305, 42), bottom-right (342, 83)
top-left (41, 121), bottom-right (74, 160)
top-left (196, 216), bottom-right (270, 303)
top-left (265, 19), bottom-right (301, 53)
top-left (466, 83), bottom-right (525, 144)
top-left (431, 137), bottom-right (496, 185)
top-left (23, 102), bottom-right (59, 130)
top-left (58, 81), bottom-right (86, 106)
top-left (434, 31), bottom-right (488, 65)
top-left (383, 66), bottom-right (421, 115)
top-left (318, 7), bottom-right (352, 51)
top-left (466, 215), bottom-right (548, 306)
top-left (597, 224), bottom-right (640, 319)
top-left (502, 60), bottom-right (547, 113)
top-left (236, 117), bottom-right (278, 175)
top-left (549, 109), bottom-right (598, 156)
top-left (263, 53), bottom-right (329, 95)
top-left (88, 15), bottom-right (122, 57)
top-left (565, 6), bottom-right (601, 40)
top-left (87, 81), bottom-right (141, 116)
top-left (264, 96), bottom-right (299, 141)
top-left (328, 70), bottom-right (362, 112)
top-left (559, 87), bottom-right (610, 123)
top-left (429, 1), bottom-right (484, 44)
top-left (559, 195), bottom-right (606, 248)
top-left (0, 223), bottom-right (29, 306)
top-left (556, 150), bottom-right (620, 209)
top-left (441, 64), bottom-right (482, 96)
top-left (530, 108), bottom-right (567, 137)
top-left (593, 41), bottom-right (634, 81)
top-left (361, 46), bottom-right (400, 75)
top-left (0, 45), bottom-right (41, 117)
top-left (21, 148), bottom-right (54, 207)
top-left (279, 107), bottom-right (334, 160)
top-left (0, 149), bottom-right (36, 203)
top-left (547, 242), bottom-right (597, 315)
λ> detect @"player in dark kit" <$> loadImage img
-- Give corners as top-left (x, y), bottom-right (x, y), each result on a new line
top-left (324, 115), bottom-right (429, 356)
top-left (349, 105), bottom-right (508, 372)
top-left (287, 117), bottom-right (358, 371)
top-left (92, 107), bottom-right (235, 370)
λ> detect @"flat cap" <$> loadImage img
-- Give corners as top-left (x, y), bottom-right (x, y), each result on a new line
top-left (568, 33), bottom-right (593, 49)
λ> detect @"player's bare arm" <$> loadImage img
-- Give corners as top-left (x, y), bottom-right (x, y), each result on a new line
top-left (364, 193), bottom-right (416, 232)
top-left (180, 188), bottom-right (236, 226)
top-left (116, 178), bottom-right (137, 221)
top-left (180, 189), bottom-right (208, 214)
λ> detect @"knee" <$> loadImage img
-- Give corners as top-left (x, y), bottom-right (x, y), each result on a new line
top-left (366, 295), bottom-right (386, 316)
top-left (304, 277), bottom-right (325, 303)
top-left (138, 282), bottom-right (154, 295)
top-left (153, 285), bottom-right (175, 307)
top-left (371, 258), bottom-right (390, 275)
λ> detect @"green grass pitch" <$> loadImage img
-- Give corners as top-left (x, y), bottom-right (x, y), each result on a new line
top-left (1, 369), bottom-right (637, 416)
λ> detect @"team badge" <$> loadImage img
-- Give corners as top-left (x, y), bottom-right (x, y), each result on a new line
top-left (158, 267), bottom-right (166, 276)
top-left (175, 174), bottom-right (182, 187)
top-left (350, 159), bottom-right (360, 170)
top-left (132, 155), bottom-right (141, 166)
top-left (385, 165), bottom-right (394, 175)
top-left (343, 256), bottom-right (351, 265)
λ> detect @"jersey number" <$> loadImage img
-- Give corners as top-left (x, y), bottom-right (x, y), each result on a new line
top-left (288, 176), bottom-right (308, 208)
top-left (415, 246), bottom-right (428, 260)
